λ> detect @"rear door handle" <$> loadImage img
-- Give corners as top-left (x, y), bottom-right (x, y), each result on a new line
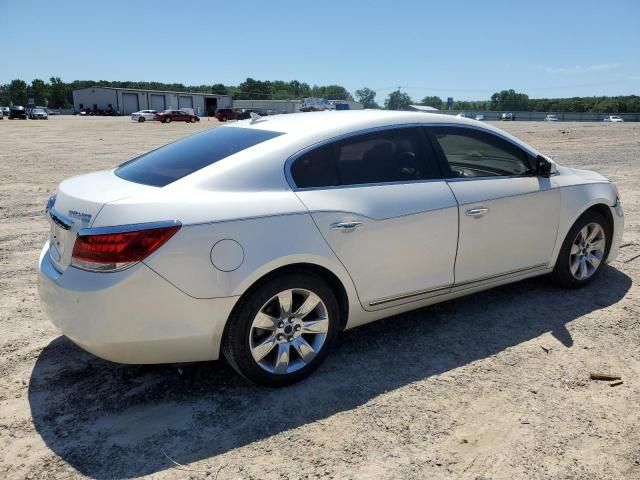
top-left (466, 207), bottom-right (489, 217)
top-left (330, 221), bottom-right (362, 231)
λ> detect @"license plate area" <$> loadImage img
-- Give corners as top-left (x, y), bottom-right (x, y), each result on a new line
top-left (47, 209), bottom-right (76, 271)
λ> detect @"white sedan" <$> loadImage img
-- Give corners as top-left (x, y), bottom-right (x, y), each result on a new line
top-left (603, 115), bottom-right (624, 123)
top-left (38, 111), bottom-right (624, 386)
top-left (130, 110), bottom-right (157, 122)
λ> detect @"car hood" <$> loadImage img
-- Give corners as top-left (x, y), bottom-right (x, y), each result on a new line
top-left (567, 167), bottom-right (609, 182)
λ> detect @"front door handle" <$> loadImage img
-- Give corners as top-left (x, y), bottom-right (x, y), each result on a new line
top-left (466, 207), bottom-right (489, 217)
top-left (330, 221), bottom-right (362, 231)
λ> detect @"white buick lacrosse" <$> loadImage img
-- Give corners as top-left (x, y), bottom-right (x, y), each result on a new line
top-left (38, 110), bottom-right (624, 386)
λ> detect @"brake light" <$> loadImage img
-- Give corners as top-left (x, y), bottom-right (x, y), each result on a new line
top-left (71, 223), bottom-right (180, 272)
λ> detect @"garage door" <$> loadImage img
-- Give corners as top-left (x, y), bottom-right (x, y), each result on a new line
top-left (150, 94), bottom-right (165, 111)
top-left (122, 93), bottom-right (139, 114)
top-left (178, 96), bottom-right (193, 109)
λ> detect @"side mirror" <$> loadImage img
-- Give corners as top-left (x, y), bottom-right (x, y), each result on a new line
top-left (536, 155), bottom-right (552, 178)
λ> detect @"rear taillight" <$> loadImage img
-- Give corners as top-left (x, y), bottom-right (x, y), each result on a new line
top-left (71, 222), bottom-right (181, 272)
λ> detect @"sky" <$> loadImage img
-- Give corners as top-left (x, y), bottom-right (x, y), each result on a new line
top-left (1, 0), bottom-right (638, 102)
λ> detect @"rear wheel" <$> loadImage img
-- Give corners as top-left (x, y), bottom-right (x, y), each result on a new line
top-left (221, 116), bottom-right (227, 122)
top-left (222, 273), bottom-right (340, 387)
top-left (552, 210), bottom-right (611, 288)
top-left (165, 117), bottom-right (171, 123)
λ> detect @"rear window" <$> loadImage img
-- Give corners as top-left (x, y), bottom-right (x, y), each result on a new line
top-left (115, 127), bottom-right (284, 187)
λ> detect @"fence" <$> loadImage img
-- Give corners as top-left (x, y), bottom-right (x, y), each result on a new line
top-left (436, 110), bottom-right (640, 122)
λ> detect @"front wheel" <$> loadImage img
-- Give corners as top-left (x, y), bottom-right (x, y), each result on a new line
top-left (552, 210), bottom-right (611, 288)
top-left (138, 117), bottom-right (145, 122)
top-left (222, 273), bottom-right (340, 387)
top-left (165, 117), bottom-right (171, 123)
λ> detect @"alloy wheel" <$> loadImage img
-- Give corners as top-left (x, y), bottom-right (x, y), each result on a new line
top-left (249, 288), bottom-right (329, 374)
top-left (570, 222), bottom-right (605, 280)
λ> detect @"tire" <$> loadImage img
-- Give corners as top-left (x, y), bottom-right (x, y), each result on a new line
top-left (221, 116), bottom-right (227, 122)
top-left (190, 117), bottom-right (196, 123)
top-left (222, 272), bottom-right (340, 387)
top-left (138, 117), bottom-right (145, 122)
top-left (551, 210), bottom-right (611, 288)
top-left (165, 117), bottom-right (171, 123)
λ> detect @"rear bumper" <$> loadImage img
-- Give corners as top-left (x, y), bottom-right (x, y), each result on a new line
top-left (38, 242), bottom-right (238, 364)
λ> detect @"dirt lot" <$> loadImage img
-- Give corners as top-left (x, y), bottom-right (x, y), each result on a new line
top-left (1, 116), bottom-right (639, 480)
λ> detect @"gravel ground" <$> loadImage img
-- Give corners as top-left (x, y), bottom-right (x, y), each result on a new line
top-left (0, 116), bottom-right (639, 480)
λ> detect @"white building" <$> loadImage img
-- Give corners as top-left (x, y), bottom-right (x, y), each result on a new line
top-left (72, 86), bottom-right (232, 116)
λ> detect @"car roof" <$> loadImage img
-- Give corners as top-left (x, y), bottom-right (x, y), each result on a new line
top-left (223, 110), bottom-right (540, 156)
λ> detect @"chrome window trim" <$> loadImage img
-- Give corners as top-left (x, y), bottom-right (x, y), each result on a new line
top-left (284, 122), bottom-right (540, 191)
top-left (77, 220), bottom-right (181, 237)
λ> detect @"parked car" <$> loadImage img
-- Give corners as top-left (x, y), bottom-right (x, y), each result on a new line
top-left (544, 115), bottom-right (559, 122)
top-left (215, 108), bottom-right (235, 122)
top-left (38, 111), bottom-right (624, 386)
top-left (474, 114), bottom-right (485, 121)
top-left (500, 112), bottom-right (515, 121)
top-left (603, 115), bottom-right (624, 123)
top-left (131, 110), bottom-right (157, 122)
top-left (456, 112), bottom-right (467, 118)
top-left (1, 107), bottom-right (9, 116)
top-left (155, 109), bottom-right (200, 123)
top-left (29, 108), bottom-right (49, 120)
top-left (235, 108), bottom-right (264, 120)
top-left (8, 106), bottom-right (27, 119)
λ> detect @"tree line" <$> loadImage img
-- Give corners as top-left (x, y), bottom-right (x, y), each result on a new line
top-left (369, 89), bottom-right (640, 113)
top-left (1, 78), bottom-right (638, 113)
top-left (0, 77), bottom-right (353, 108)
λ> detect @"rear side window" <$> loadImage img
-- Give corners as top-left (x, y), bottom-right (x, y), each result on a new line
top-left (116, 127), bottom-right (284, 187)
top-left (290, 127), bottom-right (440, 188)
top-left (290, 145), bottom-right (339, 188)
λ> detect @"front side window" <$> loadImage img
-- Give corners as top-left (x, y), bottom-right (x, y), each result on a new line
top-left (290, 127), bottom-right (440, 188)
top-left (116, 127), bottom-right (284, 187)
top-left (430, 127), bottom-right (532, 178)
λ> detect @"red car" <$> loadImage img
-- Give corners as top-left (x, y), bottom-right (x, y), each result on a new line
top-left (214, 108), bottom-right (236, 122)
top-left (154, 109), bottom-right (200, 123)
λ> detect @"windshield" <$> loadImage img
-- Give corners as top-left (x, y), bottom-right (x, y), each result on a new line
top-left (115, 127), bottom-right (284, 187)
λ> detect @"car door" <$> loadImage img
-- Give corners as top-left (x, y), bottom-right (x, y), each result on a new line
top-left (427, 125), bottom-right (561, 286)
top-left (290, 126), bottom-right (459, 310)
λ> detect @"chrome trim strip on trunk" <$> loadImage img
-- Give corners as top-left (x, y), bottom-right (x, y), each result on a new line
top-left (49, 208), bottom-right (75, 231)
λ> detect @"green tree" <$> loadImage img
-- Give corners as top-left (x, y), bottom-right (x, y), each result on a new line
top-left (384, 90), bottom-right (412, 110)
top-left (49, 77), bottom-right (69, 108)
top-left (210, 83), bottom-right (228, 94)
top-left (420, 95), bottom-right (443, 109)
top-left (30, 79), bottom-right (50, 105)
top-left (489, 89), bottom-right (530, 111)
top-left (355, 87), bottom-right (379, 108)
top-left (235, 78), bottom-right (272, 99)
top-left (7, 79), bottom-right (28, 105)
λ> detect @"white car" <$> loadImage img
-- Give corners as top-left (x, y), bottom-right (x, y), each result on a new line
top-left (131, 110), bottom-right (157, 122)
top-left (38, 111), bottom-right (624, 386)
top-left (544, 115), bottom-right (559, 122)
top-left (603, 115), bottom-right (624, 123)
top-left (474, 114), bottom-right (485, 121)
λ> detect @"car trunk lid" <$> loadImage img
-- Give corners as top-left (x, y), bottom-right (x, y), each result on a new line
top-left (47, 169), bottom-right (156, 272)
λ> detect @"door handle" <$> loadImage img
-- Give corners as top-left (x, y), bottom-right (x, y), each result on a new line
top-left (330, 221), bottom-right (362, 231)
top-left (466, 207), bottom-right (489, 217)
